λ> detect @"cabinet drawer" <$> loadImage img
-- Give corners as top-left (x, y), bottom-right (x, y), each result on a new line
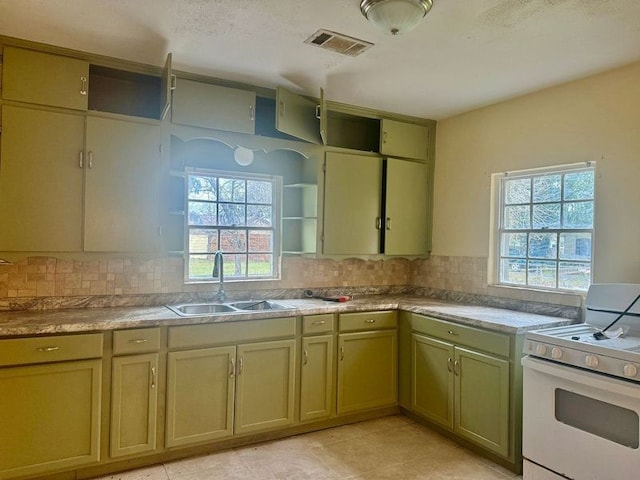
top-left (412, 314), bottom-right (510, 357)
top-left (339, 311), bottom-right (397, 332)
top-left (0, 333), bottom-right (104, 367)
top-left (113, 328), bottom-right (161, 355)
top-left (168, 317), bottom-right (296, 349)
top-left (303, 314), bottom-right (335, 335)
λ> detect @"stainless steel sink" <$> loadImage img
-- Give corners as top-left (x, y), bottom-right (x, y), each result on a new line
top-left (227, 300), bottom-right (294, 311)
top-left (166, 303), bottom-right (237, 316)
top-left (166, 300), bottom-right (294, 317)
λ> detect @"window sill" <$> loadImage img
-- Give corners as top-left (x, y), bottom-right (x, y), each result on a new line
top-left (487, 284), bottom-right (584, 308)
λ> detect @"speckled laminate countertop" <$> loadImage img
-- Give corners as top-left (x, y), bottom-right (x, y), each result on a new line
top-left (0, 295), bottom-right (574, 337)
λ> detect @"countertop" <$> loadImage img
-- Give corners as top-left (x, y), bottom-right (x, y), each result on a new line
top-left (0, 295), bottom-right (574, 337)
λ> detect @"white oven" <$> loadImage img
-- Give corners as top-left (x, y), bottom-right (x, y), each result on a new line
top-left (522, 355), bottom-right (640, 479)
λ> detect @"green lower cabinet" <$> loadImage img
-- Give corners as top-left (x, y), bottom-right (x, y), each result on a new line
top-left (110, 353), bottom-right (159, 458)
top-left (234, 339), bottom-right (296, 435)
top-left (165, 346), bottom-right (236, 448)
top-left (0, 360), bottom-right (102, 480)
top-left (337, 330), bottom-right (397, 414)
top-left (411, 333), bottom-right (510, 458)
top-left (300, 335), bottom-right (334, 422)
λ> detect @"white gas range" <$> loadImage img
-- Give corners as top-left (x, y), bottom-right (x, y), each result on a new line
top-left (522, 283), bottom-right (640, 480)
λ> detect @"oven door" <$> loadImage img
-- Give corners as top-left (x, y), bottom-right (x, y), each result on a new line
top-left (522, 356), bottom-right (640, 480)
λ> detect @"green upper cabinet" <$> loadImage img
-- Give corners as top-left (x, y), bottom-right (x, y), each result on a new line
top-left (323, 152), bottom-right (382, 255)
top-left (171, 77), bottom-right (256, 134)
top-left (2, 47), bottom-right (89, 110)
top-left (275, 87), bottom-right (322, 144)
top-left (384, 158), bottom-right (430, 255)
top-left (380, 119), bottom-right (429, 161)
top-left (0, 105), bottom-right (85, 251)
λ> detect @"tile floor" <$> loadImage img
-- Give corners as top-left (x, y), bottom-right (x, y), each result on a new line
top-left (93, 415), bottom-right (524, 480)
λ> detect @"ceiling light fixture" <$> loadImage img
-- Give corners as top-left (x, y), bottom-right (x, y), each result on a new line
top-left (360, 0), bottom-right (433, 35)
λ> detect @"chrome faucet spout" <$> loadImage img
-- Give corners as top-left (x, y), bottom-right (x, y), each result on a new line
top-left (212, 250), bottom-right (226, 302)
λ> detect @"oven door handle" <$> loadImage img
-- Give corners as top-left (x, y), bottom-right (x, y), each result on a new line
top-left (522, 356), bottom-right (640, 397)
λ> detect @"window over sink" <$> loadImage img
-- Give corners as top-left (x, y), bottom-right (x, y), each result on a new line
top-left (185, 168), bottom-right (281, 282)
top-left (492, 162), bottom-right (595, 292)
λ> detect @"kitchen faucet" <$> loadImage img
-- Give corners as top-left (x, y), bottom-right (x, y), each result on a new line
top-left (211, 250), bottom-right (226, 302)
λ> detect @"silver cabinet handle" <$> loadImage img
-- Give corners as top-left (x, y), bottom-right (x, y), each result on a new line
top-left (303, 349), bottom-right (308, 365)
top-left (249, 104), bottom-right (255, 121)
top-left (230, 357), bottom-right (236, 378)
top-left (375, 217), bottom-right (382, 230)
top-left (88, 151), bottom-right (94, 169)
top-left (279, 101), bottom-right (285, 116)
top-left (80, 76), bottom-right (88, 95)
top-left (312, 320), bottom-right (326, 325)
top-left (239, 356), bottom-right (243, 374)
top-left (151, 367), bottom-right (156, 389)
top-left (315, 105), bottom-right (321, 120)
top-left (37, 346), bottom-right (59, 352)
top-left (386, 217), bottom-right (391, 230)
top-left (340, 346), bottom-right (344, 361)
top-left (79, 151), bottom-right (84, 168)
top-left (365, 319), bottom-right (376, 324)
top-left (170, 74), bottom-right (177, 91)
top-left (454, 360), bottom-right (460, 376)
top-left (447, 357), bottom-right (453, 373)
top-left (447, 330), bottom-right (458, 336)
top-left (129, 338), bottom-right (148, 344)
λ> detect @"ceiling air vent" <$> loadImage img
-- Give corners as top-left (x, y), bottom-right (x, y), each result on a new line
top-left (304, 29), bottom-right (373, 57)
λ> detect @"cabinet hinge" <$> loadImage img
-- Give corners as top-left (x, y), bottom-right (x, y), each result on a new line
top-left (322, 161), bottom-right (326, 172)
top-left (159, 144), bottom-right (162, 154)
top-left (157, 226), bottom-right (163, 237)
top-left (321, 231), bottom-right (325, 242)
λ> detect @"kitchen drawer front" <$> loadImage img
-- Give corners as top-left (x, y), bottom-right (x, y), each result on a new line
top-left (168, 317), bottom-right (296, 349)
top-left (303, 314), bottom-right (335, 335)
top-left (412, 314), bottom-right (510, 357)
top-left (0, 333), bottom-right (104, 367)
top-left (113, 328), bottom-right (161, 355)
top-left (339, 311), bottom-right (397, 332)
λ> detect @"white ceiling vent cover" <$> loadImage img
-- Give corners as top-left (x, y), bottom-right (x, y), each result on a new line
top-left (304, 29), bottom-right (373, 57)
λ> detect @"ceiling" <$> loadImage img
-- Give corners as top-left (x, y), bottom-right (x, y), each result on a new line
top-left (1, 0), bottom-right (640, 120)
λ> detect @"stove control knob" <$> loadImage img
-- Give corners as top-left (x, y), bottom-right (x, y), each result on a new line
top-left (551, 347), bottom-right (563, 359)
top-left (585, 355), bottom-right (599, 368)
top-left (535, 344), bottom-right (547, 356)
top-left (623, 364), bottom-right (638, 378)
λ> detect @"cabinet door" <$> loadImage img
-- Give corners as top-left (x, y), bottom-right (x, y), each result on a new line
top-left (323, 152), bottom-right (382, 255)
top-left (276, 87), bottom-right (322, 144)
top-left (110, 353), bottom-right (159, 458)
top-left (2, 47), bottom-right (89, 110)
top-left (171, 78), bottom-right (255, 134)
top-left (380, 118), bottom-right (428, 160)
top-left (160, 53), bottom-right (173, 120)
top-left (384, 158), bottom-right (429, 255)
top-left (411, 334), bottom-right (454, 429)
top-left (337, 330), bottom-right (397, 414)
top-left (0, 360), bottom-right (102, 479)
top-left (0, 105), bottom-right (84, 251)
top-left (84, 117), bottom-right (161, 252)
top-left (166, 346), bottom-right (235, 447)
top-left (455, 347), bottom-right (510, 457)
top-left (300, 335), bottom-right (334, 422)
top-left (235, 339), bottom-right (296, 435)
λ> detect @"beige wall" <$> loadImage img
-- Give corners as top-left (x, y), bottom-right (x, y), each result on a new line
top-left (432, 61), bottom-right (640, 283)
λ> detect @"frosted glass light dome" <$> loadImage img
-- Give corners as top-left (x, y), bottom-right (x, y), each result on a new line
top-left (360, 0), bottom-right (433, 35)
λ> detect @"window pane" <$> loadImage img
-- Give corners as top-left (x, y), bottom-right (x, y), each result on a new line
top-left (500, 259), bottom-right (526, 285)
top-left (189, 228), bottom-right (218, 253)
top-left (563, 201), bottom-right (594, 229)
top-left (532, 203), bottom-right (561, 229)
top-left (564, 171), bottom-right (594, 200)
top-left (225, 254), bottom-right (247, 278)
top-left (533, 175), bottom-right (561, 202)
top-left (188, 176), bottom-right (217, 201)
top-left (218, 178), bottom-right (245, 202)
top-left (559, 233), bottom-right (592, 261)
top-left (188, 254), bottom-right (216, 279)
top-left (188, 201), bottom-right (217, 226)
top-left (247, 205), bottom-right (272, 227)
top-left (249, 230), bottom-right (273, 252)
top-left (504, 205), bottom-right (531, 229)
top-left (247, 180), bottom-right (272, 204)
top-left (248, 254), bottom-right (273, 277)
top-left (220, 229), bottom-right (247, 253)
top-left (504, 178), bottom-right (531, 204)
top-left (529, 233), bottom-right (557, 259)
top-left (559, 262), bottom-right (591, 291)
top-left (528, 260), bottom-right (557, 288)
top-left (501, 233), bottom-right (527, 257)
top-left (219, 204), bottom-right (245, 226)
